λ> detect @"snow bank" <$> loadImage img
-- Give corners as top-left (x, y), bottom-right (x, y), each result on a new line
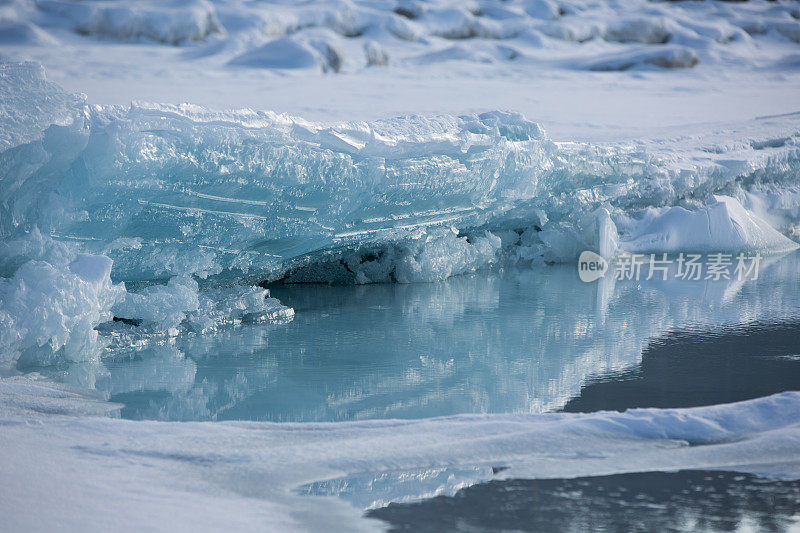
top-left (623, 196), bottom-right (799, 254)
top-left (0, 21), bottom-right (59, 46)
top-left (2, 0), bottom-right (797, 74)
top-left (2, 380), bottom-right (800, 532)
top-left (228, 37), bottom-right (319, 70)
top-left (38, 0), bottom-right (223, 45)
top-left (582, 45), bottom-right (699, 71)
top-left (207, 0), bottom-right (798, 72)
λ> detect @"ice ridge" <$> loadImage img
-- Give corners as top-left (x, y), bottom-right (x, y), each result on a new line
top-left (1, 61), bottom-right (799, 366)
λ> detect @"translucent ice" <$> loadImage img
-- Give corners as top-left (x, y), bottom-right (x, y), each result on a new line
top-left (2, 63), bottom-right (796, 287)
top-left (111, 276), bottom-right (293, 334)
top-left (112, 276), bottom-right (200, 331)
top-left (0, 244), bottom-right (124, 366)
top-left (280, 227), bottom-right (502, 284)
top-left (1, 62), bottom-right (799, 367)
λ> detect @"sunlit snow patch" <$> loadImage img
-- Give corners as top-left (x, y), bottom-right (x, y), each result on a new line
top-left (623, 195), bottom-right (799, 254)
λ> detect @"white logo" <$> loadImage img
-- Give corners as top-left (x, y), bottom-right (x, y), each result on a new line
top-left (578, 250), bottom-right (608, 282)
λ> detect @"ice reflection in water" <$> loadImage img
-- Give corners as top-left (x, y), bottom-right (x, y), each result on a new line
top-left (35, 251), bottom-right (800, 422)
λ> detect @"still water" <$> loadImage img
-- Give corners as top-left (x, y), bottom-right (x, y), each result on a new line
top-left (368, 470), bottom-right (800, 533)
top-left (43, 251), bottom-right (800, 423)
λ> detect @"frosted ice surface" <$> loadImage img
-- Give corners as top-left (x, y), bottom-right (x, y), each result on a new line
top-left (112, 276), bottom-right (200, 330)
top-left (69, 253), bottom-right (113, 285)
top-left (110, 276), bottom-right (293, 335)
top-left (0, 62), bottom-right (83, 151)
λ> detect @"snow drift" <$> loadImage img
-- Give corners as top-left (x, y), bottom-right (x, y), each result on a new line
top-left (623, 195), bottom-right (798, 254)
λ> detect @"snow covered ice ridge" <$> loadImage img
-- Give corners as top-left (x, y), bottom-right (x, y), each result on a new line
top-left (3, 0), bottom-right (800, 73)
top-left (1, 60), bottom-right (799, 366)
top-left (8, 0), bottom-right (223, 46)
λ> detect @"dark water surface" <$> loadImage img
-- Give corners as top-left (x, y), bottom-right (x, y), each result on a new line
top-left (368, 470), bottom-right (800, 533)
top-left (563, 320), bottom-right (800, 413)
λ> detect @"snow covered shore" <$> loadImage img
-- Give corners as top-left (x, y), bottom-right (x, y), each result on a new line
top-left (2, 377), bottom-right (800, 532)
